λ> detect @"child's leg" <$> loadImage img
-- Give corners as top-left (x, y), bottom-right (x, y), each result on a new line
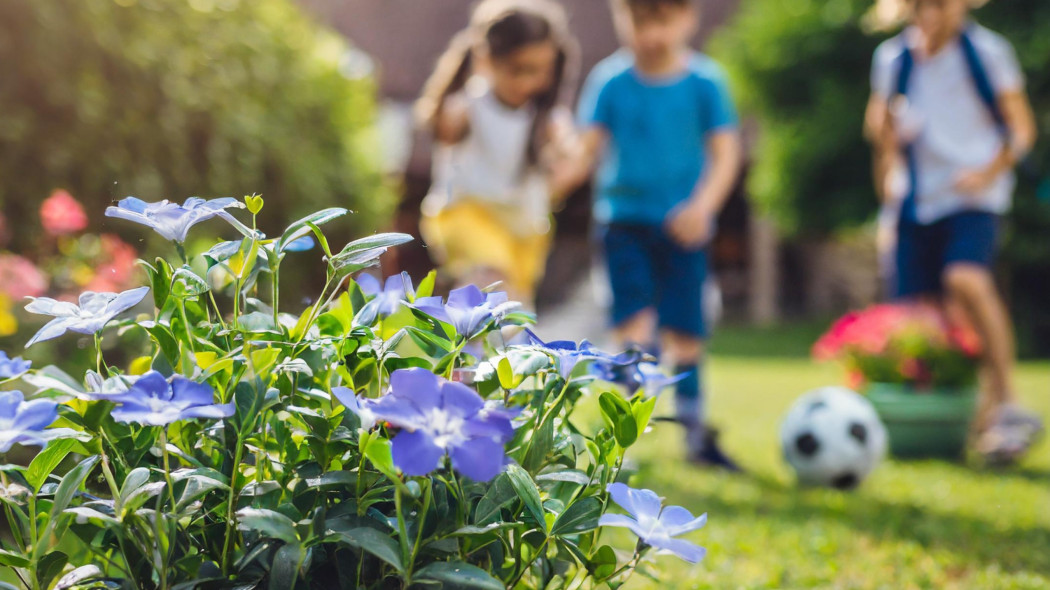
top-left (943, 263), bottom-right (1015, 409)
top-left (662, 329), bottom-right (705, 441)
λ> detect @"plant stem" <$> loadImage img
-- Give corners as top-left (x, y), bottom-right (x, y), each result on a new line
top-left (220, 428), bottom-right (246, 577)
top-left (26, 494), bottom-right (38, 590)
top-left (394, 484), bottom-right (412, 582)
top-left (94, 333), bottom-right (107, 377)
top-left (406, 478), bottom-right (432, 580)
top-left (507, 536), bottom-right (549, 589)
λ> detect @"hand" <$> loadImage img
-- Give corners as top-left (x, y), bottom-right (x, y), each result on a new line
top-left (665, 200), bottom-right (714, 250)
top-left (954, 167), bottom-right (998, 197)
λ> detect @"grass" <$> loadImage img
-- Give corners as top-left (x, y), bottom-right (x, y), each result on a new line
top-left (603, 347), bottom-right (1050, 590)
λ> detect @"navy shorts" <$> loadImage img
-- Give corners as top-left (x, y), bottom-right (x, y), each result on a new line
top-left (895, 210), bottom-right (1001, 298)
top-left (601, 223), bottom-right (708, 338)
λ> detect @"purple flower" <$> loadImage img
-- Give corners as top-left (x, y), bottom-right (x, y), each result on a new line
top-left (356, 273), bottom-right (414, 324)
top-left (24, 287), bottom-right (150, 347)
top-left (633, 363), bottom-right (688, 397)
top-left (332, 386), bottom-right (377, 430)
top-left (0, 352), bottom-right (31, 379)
top-left (599, 483), bottom-right (708, 563)
top-left (524, 329), bottom-right (609, 380)
top-left (0, 391), bottom-right (59, 453)
top-left (103, 371), bottom-right (234, 426)
top-left (589, 348), bottom-right (655, 393)
top-left (367, 368), bottom-right (516, 481)
top-left (105, 197), bottom-right (245, 243)
top-left (413, 285), bottom-right (518, 340)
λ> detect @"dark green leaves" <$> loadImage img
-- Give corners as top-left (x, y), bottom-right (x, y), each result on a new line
top-left (599, 391), bottom-right (639, 448)
top-left (414, 562), bottom-right (503, 590)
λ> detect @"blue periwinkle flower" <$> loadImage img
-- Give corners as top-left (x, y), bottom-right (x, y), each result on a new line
top-left (0, 391), bottom-right (59, 453)
top-left (0, 352), bottom-right (32, 379)
top-left (524, 329), bottom-right (608, 380)
top-left (332, 386), bottom-right (377, 430)
top-left (414, 285), bottom-right (517, 339)
top-left (364, 368), bottom-right (516, 481)
top-left (25, 287), bottom-right (150, 347)
top-left (599, 482), bottom-right (708, 563)
top-left (357, 273), bottom-right (413, 323)
top-left (103, 371), bottom-right (234, 426)
top-left (105, 197), bottom-right (244, 243)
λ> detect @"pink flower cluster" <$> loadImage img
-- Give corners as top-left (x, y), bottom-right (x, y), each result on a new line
top-left (813, 303), bottom-right (983, 390)
top-left (40, 189), bottom-right (89, 237)
top-left (813, 303), bottom-right (981, 361)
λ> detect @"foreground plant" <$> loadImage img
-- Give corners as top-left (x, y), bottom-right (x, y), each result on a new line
top-left (0, 196), bottom-right (708, 590)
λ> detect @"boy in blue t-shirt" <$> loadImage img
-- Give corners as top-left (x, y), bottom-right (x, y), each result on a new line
top-left (557, 0), bottom-right (742, 468)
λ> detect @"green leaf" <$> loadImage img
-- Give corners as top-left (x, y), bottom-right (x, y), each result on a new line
top-left (589, 544), bottom-right (618, 580)
top-left (414, 270), bottom-right (437, 299)
top-left (245, 193), bottom-right (265, 215)
top-left (536, 470), bottom-right (590, 486)
top-left (141, 257), bottom-right (173, 310)
top-left (25, 438), bottom-right (75, 492)
top-left (236, 508), bottom-right (300, 544)
top-left (551, 497), bottom-right (601, 536)
top-left (268, 542), bottom-right (301, 590)
top-left (363, 436), bottom-right (398, 481)
top-left (506, 464), bottom-right (546, 531)
top-left (404, 326), bottom-right (454, 357)
top-left (171, 266), bottom-right (210, 299)
top-left (64, 507), bottom-right (121, 527)
top-left (413, 561), bottom-right (503, 590)
top-left (53, 565), bottom-right (104, 590)
top-left (0, 548), bottom-right (30, 568)
top-left (474, 473), bottom-right (516, 525)
top-left (278, 208), bottom-right (348, 253)
top-left (632, 395), bottom-right (659, 436)
top-left (327, 526), bottom-right (404, 573)
top-left (119, 467), bottom-right (151, 505)
top-left (496, 357), bottom-right (515, 390)
top-left (329, 233), bottom-right (413, 277)
top-left (36, 550), bottom-right (68, 590)
top-left (599, 391), bottom-right (638, 448)
top-left (42, 456), bottom-right (98, 545)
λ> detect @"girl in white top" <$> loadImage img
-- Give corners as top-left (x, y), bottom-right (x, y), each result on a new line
top-left (416, 0), bottom-right (578, 305)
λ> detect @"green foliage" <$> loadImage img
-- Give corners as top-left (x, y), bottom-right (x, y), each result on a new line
top-left (0, 196), bottom-right (702, 589)
top-left (0, 0), bottom-right (391, 249)
top-left (711, 0), bottom-right (883, 236)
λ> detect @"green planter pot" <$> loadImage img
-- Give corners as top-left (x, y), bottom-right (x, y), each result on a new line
top-left (866, 382), bottom-right (978, 458)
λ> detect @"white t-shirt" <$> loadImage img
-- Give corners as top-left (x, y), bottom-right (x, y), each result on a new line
top-left (871, 24), bottom-right (1024, 224)
top-left (425, 77), bottom-right (551, 235)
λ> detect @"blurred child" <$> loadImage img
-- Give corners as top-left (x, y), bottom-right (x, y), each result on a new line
top-left (416, 0), bottom-right (577, 307)
top-left (866, 0), bottom-right (1042, 464)
top-left (559, 0), bottom-right (743, 468)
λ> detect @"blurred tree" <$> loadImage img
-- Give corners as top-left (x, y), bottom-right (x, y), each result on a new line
top-left (713, 0), bottom-right (1050, 354)
top-left (0, 0), bottom-right (391, 250)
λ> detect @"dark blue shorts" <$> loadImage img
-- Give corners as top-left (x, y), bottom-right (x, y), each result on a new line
top-left (895, 210), bottom-right (1001, 298)
top-left (601, 223), bottom-right (708, 338)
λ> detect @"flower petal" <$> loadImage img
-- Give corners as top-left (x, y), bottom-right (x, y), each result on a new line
top-left (389, 368), bottom-right (441, 412)
top-left (449, 437), bottom-right (505, 481)
top-left (597, 513), bottom-right (648, 538)
top-left (607, 483), bottom-right (662, 521)
top-left (659, 507), bottom-right (707, 537)
top-left (13, 398), bottom-right (59, 431)
top-left (25, 318), bottom-right (75, 348)
top-left (177, 402), bottom-right (236, 421)
top-left (647, 537), bottom-right (707, 564)
top-left (357, 274), bottom-right (381, 296)
top-left (439, 382), bottom-right (484, 418)
top-left (0, 390), bottom-right (24, 417)
top-left (391, 430), bottom-right (444, 477)
top-left (170, 376), bottom-right (216, 406)
top-left (447, 285), bottom-right (485, 310)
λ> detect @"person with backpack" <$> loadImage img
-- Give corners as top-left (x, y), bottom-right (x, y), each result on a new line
top-left (866, 0), bottom-right (1042, 464)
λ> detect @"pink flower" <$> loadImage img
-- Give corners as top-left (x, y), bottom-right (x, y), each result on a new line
top-left (86, 235), bottom-right (140, 292)
top-left (40, 189), bottom-right (88, 237)
top-left (0, 254), bottom-right (48, 299)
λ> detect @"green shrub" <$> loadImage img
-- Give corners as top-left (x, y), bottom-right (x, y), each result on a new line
top-left (0, 0), bottom-right (391, 250)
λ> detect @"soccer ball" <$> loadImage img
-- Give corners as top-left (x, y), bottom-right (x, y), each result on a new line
top-left (780, 387), bottom-right (888, 490)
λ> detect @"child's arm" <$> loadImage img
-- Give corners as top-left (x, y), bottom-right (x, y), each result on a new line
top-left (666, 129), bottom-right (742, 250)
top-left (431, 93), bottom-right (470, 144)
top-left (549, 127), bottom-right (608, 203)
top-left (954, 89), bottom-right (1037, 195)
top-left (865, 94), bottom-right (902, 204)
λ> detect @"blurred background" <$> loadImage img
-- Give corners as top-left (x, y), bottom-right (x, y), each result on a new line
top-left (1, 0), bottom-right (1049, 355)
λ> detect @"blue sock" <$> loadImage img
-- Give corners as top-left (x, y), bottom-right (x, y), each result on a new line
top-left (674, 360), bottom-right (704, 424)
top-left (674, 360), bottom-right (705, 453)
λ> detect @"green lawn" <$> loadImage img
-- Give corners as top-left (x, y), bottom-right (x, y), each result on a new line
top-left (613, 356), bottom-right (1050, 589)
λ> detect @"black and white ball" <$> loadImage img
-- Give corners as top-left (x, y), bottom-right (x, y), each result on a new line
top-left (780, 387), bottom-right (888, 490)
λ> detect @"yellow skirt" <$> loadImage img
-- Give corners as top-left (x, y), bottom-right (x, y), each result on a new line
top-left (420, 200), bottom-right (552, 302)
